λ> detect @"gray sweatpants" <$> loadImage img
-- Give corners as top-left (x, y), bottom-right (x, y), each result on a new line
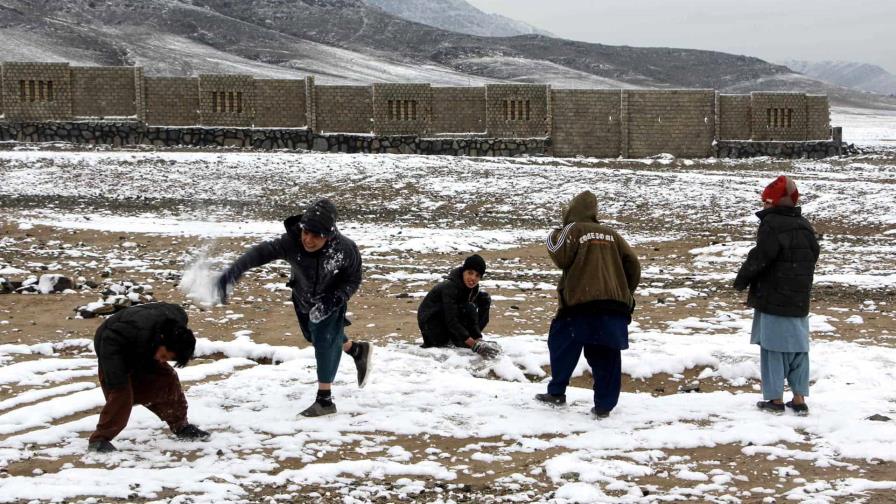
top-left (760, 348), bottom-right (810, 400)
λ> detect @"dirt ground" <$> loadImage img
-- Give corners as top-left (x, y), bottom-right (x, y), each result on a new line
top-left (2, 216), bottom-right (895, 503)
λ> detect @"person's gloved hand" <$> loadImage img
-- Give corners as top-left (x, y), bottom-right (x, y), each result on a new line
top-left (472, 340), bottom-right (501, 359)
top-left (215, 271), bottom-right (235, 305)
top-left (309, 294), bottom-right (340, 324)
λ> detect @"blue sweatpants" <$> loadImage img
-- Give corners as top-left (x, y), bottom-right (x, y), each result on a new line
top-left (294, 302), bottom-right (348, 384)
top-left (760, 349), bottom-right (810, 400)
top-left (546, 315), bottom-right (626, 412)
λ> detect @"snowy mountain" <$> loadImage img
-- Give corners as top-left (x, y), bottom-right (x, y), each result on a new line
top-left (364, 0), bottom-right (552, 37)
top-left (784, 60), bottom-right (896, 97)
top-left (1, 0), bottom-right (895, 108)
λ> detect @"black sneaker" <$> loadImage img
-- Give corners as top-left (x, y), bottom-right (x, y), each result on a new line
top-left (535, 393), bottom-right (566, 405)
top-left (785, 400), bottom-right (809, 416)
top-left (756, 400), bottom-right (785, 414)
top-left (87, 440), bottom-right (116, 453)
top-left (300, 400), bottom-right (337, 417)
top-left (591, 407), bottom-right (611, 419)
top-left (352, 341), bottom-right (373, 388)
top-left (175, 424), bottom-right (211, 440)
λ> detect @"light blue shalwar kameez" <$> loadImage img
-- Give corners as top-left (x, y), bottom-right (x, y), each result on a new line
top-left (751, 310), bottom-right (810, 400)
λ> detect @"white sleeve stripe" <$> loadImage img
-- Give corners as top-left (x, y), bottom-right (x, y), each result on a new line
top-left (547, 223), bottom-right (575, 253)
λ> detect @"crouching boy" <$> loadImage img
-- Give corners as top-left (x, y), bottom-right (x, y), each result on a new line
top-left (88, 302), bottom-right (208, 453)
top-left (417, 254), bottom-right (500, 359)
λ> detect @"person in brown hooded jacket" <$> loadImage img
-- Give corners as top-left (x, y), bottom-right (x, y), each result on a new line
top-left (536, 191), bottom-right (641, 418)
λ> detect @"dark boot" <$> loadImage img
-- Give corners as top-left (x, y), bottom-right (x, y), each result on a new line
top-left (756, 400), bottom-right (785, 414)
top-left (591, 407), bottom-right (611, 419)
top-left (87, 439), bottom-right (117, 453)
top-left (175, 424), bottom-right (210, 440)
top-left (535, 393), bottom-right (566, 405)
top-left (349, 341), bottom-right (373, 388)
top-left (300, 401), bottom-right (337, 417)
top-left (785, 400), bottom-right (809, 416)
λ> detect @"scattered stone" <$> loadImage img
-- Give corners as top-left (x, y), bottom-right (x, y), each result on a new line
top-left (679, 381), bottom-right (701, 393)
top-left (395, 292), bottom-right (410, 299)
top-left (868, 414), bottom-right (891, 422)
top-left (37, 274), bottom-right (75, 294)
top-left (510, 305), bottom-right (520, 310)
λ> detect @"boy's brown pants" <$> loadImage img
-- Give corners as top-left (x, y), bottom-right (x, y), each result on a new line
top-left (88, 362), bottom-right (188, 444)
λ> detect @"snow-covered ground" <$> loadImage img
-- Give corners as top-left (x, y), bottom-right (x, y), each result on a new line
top-left (831, 107), bottom-right (896, 147)
top-left (1, 126), bottom-right (895, 502)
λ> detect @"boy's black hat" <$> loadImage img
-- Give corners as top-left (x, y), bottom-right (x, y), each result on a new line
top-left (462, 254), bottom-right (487, 276)
top-left (300, 198), bottom-right (338, 237)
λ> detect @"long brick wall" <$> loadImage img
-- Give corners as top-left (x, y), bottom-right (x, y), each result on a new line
top-left (316, 85), bottom-right (373, 134)
top-left (71, 66), bottom-right (139, 118)
top-left (431, 87), bottom-right (485, 134)
top-left (551, 89), bottom-right (621, 157)
top-left (0, 62), bottom-right (835, 157)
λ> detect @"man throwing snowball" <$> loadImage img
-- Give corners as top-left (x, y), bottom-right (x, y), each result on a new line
top-left (216, 198), bottom-right (372, 417)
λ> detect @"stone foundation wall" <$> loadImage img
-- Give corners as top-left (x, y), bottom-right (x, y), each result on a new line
top-left (715, 140), bottom-right (847, 159)
top-left (0, 121), bottom-right (547, 157)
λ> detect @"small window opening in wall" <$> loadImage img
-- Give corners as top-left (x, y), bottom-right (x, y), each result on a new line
top-left (785, 108), bottom-right (792, 128)
top-left (525, 100), bottom-right (530, 121)
top-left (212, 92), bottom-right (219, 113)
top-left (38, 81), bottom-right (45, 101)
top-left (228, 92), bottom-right (235, 113)
top-left (47, 81), bottom-right (54, 101)
top-left (503, 100), bottom-right (509, 121)
top-left (510, 100), bottom-right (517, 121)
top-left (388, 100), bottom-right (394, 121)
top-left (19, 80), bottom-right (26, 101)
top-left (28, 80), bottom-right (36, 102)
top-left (236, 92), bottom-right (243, 114)
top-left (411, 100), bottom-right (417, 121)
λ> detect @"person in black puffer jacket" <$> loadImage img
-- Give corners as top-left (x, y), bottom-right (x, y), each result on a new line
top-left (87, 302), bottom-right (208, 454)
top-left (417, 254), bottom-right (499, 358)
top-left (216, 199), bottom-right (373, 418)
top-left (734, 176), bottom-right (820, 416)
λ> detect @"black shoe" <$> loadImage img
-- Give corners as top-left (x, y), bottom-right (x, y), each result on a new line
top-left (785, 400), bottom-right (809, 416)
top-left (535, 393), bottom-right (566, 405)
top-left (87, 440), bottom-right (116, 453)
top-left (175, 424), bottom-right (210, 440)
top-left (591, 407), bottom-right (611, 419)
top-left (300, 400), bottom-right (337, 417)
top-left (756, 400), bottom-right (785, 414)
top-left (352, 341), bottom-right (373, 388)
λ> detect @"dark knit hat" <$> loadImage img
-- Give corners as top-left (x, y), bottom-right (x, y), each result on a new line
top-left (299, 198), bottom-right (338, 237)
top-left (462, 254), bottom-right (487, 276)
top-left (762, 176), bottom-right (799, 207)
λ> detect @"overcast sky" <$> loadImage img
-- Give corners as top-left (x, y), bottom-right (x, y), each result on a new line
top-left (466, 0), bottom-right (896, 73)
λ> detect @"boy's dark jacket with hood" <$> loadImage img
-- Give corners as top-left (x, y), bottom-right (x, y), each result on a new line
top-left (222, 214), bottom-right (362, 314)
top-left (546, 191), bottom-right (641, 317)
top-left (734, 206), bottom-right (820, 317)
top-left (417, 267), bottom-right (484, 342)
top-left (94, 302), bottom-right (189, 389)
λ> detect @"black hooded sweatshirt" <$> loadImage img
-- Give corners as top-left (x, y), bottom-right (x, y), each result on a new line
top-left (417, 267), bottom-right (483, 343)
top-left (223, 214), bottom-right (362, 314)
top-left (94, 302), bottom-right (189, 389)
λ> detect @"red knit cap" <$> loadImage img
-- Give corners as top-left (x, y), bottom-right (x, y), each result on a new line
top-left (761, 176), bottom-right (799, 207)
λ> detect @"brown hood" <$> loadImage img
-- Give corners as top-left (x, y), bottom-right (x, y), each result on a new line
top-left (563, 191), bottom-right (599, 225)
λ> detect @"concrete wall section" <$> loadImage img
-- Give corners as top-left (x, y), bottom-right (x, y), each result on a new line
top-left (254, 79), bottom-right (306, 128)
top-left (718, 94), bottom-right (751, 140)
top-left (751, 92), bottom-right (808, 141)
top-left (372, 83), bottom-right (432, 136)
top-left (806, 95), bottom-right (831, 140)
top-left (550, 89), bottom-right (621, 157)
top-left (626, 90), bottom-right (716, 157)
top-left (485, 84), bottom-right (550, 138)
top-left (315, 85), bottom-right (373, 134)
top-left (199, 74), bottom-right (254, 127)
top-left (71, 66), bottom-right (139, 118)
top-left (1, 62), bottom-right (72, 121)
top-left (431, 87), bottom-right (486, 134)
top-left (143, 77), bottom-right (199, 126)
